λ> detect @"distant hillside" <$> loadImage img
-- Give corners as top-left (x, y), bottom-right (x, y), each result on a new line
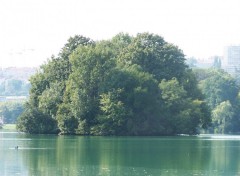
top-left (0, 67), bottom-right (36, 81)
top-left (0, 67), bottom-right (36, 96)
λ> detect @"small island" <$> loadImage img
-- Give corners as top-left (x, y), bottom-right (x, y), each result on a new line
top-left (14, 33), bottom-right (240, 136)
top-left (16, 33), bottom-right (212, 136)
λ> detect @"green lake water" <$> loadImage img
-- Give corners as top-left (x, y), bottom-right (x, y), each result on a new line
top-left (1, 131), bottom-right (240, 176)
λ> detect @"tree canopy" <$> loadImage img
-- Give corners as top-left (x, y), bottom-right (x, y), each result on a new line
top-left (194, 68), bottom-right (240, 133)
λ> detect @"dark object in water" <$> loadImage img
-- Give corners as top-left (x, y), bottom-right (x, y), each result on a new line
top-left (15, 146), bottom-right (18, 150)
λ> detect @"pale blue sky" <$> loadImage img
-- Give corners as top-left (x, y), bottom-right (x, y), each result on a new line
top-left (1, 0), bottom-right (240, 67)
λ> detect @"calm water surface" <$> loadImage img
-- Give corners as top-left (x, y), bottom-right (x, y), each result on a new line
top-left (1, 130), bottom-right (240, 176)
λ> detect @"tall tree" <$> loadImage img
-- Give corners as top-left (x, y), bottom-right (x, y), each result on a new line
top-left (61, 41), bottom-right (115, 134)
top-left (17, 35), bottom-right (94, 133)
top-left (212, 101), bottom-right (234, 133)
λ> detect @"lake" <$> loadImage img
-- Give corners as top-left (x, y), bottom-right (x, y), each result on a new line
top-left (1, 131), bottom-right (240, 176)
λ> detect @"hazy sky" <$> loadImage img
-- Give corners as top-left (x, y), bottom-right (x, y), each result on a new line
top-left (1, 0), bottom-right (240, 67)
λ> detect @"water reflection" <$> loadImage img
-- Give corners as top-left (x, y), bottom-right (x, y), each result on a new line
top-left (1, 132), bottom-right (240, 175)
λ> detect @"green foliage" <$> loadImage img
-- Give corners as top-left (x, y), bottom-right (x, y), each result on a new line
top-left (17, 103), bottom-right (57, 134)
top-left (159, 78), bottom-right (210, 135)
top-left (57, 103), bottom-right (78, 134)
top-left (96, 88), bottom-right (127, 135)
top-left (160, 78), bottom-right (187, 107)
top-left (98, 65), bottom-right (162, 135)
top-left (17, 33), bottom-right (211, 135)
top-left (194, 68), bottom-right (240, 133)
top-left (199, 69), bottom-right (238, 109)
top-left (38, 82), bottom-right (63, 116)
top-left (66, 42), bottom-right (115, 130)
top-left (212, 101), bottom-right (234, 133)
top-left (117, 33), bottom-right (186, 81)
top-left (17, 35), bottom-right (93, 134)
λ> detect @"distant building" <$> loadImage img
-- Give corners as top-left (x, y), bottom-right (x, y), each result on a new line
top-left (222, 45), bottom-right (240, 74)
top-left (186, 56), bottom-right (222, 69)
top-left (197, 56), bottom-right (222, 69)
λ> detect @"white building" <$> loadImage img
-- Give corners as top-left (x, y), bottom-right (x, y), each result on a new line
top-left (222, 45), bottom-right (240, 74)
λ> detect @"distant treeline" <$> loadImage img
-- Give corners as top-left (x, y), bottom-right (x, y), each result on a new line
top-left (0, 67), bottom-right (36, 96)
top-left (0, 101), bottom-right (24, 124)
top-left (0, 79), bottom-right (30, 96)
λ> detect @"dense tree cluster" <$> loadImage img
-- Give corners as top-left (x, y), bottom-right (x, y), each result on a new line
top-left (0, 79), bottom-right (30, 96)
top-left (194, 69), bottom-right (240, 133)
top-left (17, 33), bottom-right (211, 135)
